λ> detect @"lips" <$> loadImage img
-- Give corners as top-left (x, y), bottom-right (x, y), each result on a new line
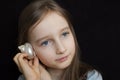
top-left (55, 55), bottom-right (68, 62)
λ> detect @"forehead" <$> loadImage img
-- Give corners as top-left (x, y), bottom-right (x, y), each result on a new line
top-left (29, 12), bottom-right (69, 40)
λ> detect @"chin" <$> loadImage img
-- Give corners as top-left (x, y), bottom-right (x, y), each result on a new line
top-left (57, 61), bottom-right (72, 69)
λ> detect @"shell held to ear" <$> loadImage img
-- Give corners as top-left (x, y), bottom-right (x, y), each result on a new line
top-left (18, 43), bottom-right (35, 59)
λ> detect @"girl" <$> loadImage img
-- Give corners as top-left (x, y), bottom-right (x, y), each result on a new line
top-left (14, 0), bottom-right (103, 80)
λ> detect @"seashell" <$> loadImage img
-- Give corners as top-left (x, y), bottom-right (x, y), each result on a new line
top-left (18, 43), bottom-right (35, 59)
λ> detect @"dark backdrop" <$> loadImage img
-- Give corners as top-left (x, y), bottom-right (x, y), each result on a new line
top-left (0, 0), bottom-right (119, 80)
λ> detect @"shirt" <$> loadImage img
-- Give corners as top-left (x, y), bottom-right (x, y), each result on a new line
top-left (18, 69), bottom-right (103, 80)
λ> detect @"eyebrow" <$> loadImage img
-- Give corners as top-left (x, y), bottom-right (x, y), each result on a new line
top-left (35, 27), bottom-right (70, 43)
top-left (60, 27), bottom-right (69, 32)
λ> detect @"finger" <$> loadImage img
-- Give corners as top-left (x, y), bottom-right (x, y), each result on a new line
top-left (33, 56), bottom-right (39, 67)
top-left (28, 60), bottom-right (33, 66)
top-left (13, 52), bottom-right (29, 65)
top-left (33, 57), bottom-right (42, 73)
top-left (13, 53), bottom-right (22, 72)
top-left (38, 61), bottom-right (46, 72)
top-left (13, 53), bottom-right (21, 66)
top-left (17, 53), bottom-right (29, 66)
top-left (17, 53), bottom-right (30, 72)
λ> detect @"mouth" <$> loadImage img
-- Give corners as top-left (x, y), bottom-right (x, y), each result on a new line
top-left (55, 55), bottom-right (69, 63)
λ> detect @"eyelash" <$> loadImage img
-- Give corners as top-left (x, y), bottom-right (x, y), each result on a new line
top-left (40, 31), bottom-right (70, 47)
top-left (62, 31), bottom-right (70, 37)
top-left (41, 40), bottom-right (52, 47)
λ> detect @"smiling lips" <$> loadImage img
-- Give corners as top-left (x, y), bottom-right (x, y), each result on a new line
top-left (55, 55), bottom-right (68, 62)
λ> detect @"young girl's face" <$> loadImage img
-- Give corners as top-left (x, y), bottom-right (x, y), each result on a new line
top-left (29, 12), bottom-right (75, 69)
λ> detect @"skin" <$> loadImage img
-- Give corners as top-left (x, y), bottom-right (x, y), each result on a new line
top-left (13, 12), bottom-right (75, 80)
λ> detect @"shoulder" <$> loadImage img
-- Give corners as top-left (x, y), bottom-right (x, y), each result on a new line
top-left (17, 75), bottom-right (25, 80)
top-left (87, 69), bottom-right (103, 80)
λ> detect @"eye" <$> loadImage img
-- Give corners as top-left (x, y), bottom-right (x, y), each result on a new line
top-left (62, 32), bottom-right (69, 37)
top-left (41, 40), bottom-right (49, 46)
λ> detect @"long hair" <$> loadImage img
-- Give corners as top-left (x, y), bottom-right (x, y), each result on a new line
top-left (18, 0), bottom-right (93, 80)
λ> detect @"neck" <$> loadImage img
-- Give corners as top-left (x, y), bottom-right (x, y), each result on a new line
top-left (47, 68), bottom-right (65, 80)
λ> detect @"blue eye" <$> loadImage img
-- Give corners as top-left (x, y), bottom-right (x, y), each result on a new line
top-left (62, 32), bottom-right (69, 37)
top-left (41, 41), bottom-right (49, 46)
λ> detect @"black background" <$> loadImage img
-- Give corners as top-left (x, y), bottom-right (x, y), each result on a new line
top-left (0, 0), bottom-right (120, 80)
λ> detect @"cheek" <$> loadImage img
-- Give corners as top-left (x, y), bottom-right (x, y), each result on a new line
top-left (65, 36), bottom-right (75, 53)
top-left (35, 47), bottom-right (55, 65)
top-left (69, 41), bottom-right (75, 56)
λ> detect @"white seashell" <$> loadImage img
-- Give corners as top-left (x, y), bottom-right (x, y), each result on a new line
top-left (18, 43), bottom-right (35, 59)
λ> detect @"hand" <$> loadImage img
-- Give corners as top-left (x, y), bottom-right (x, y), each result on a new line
top-left (13, 53), bottom-right (52, 80)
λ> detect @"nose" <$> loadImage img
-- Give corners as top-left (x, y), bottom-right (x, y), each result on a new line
top-left (55, 40), bottom-right (66, 54)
